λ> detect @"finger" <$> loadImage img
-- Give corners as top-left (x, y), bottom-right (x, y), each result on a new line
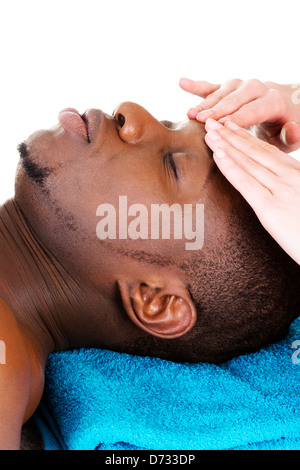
top-left (179, 78), bottom-right (220, 98)
top-left (187, 105), bottom-right (203, 119)
top-left (197, 80), bottom-right (267, 122)
top-left (209, 143), bottom-right (273, 214)
top-left (194, 79), bottom-right (244, 121)
top-left (212, 143), bottom-right (300, 265)
top-left (205, 119), bottom-right (289, 175)
top-left (223, 120), bottom-right (300, 173)
top-left (218, 89), bottom-right (289, 128)
top-left (280, 121), bottom-right (300, 146)
top-left (205, 131), bottom-right (278, 192)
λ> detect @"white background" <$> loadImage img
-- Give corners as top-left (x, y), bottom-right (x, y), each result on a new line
top-left (0, 0), bottom-right (299, 204)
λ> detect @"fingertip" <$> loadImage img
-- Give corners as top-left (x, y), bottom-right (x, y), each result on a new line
top-left (289, 122), bottom-right (300, 143)
top-left (179, 77), bottom-right (193, 89)
top-left (196, 114), bottom-right (207, 123)
top-left (187, 108), bottom-right (198, 119)
top-left (219, 116), bottom-right (231, 123)
top-left (205, 118), bottom-right (223, 131)
top-left (280, 122), bottom-right (300, 146)
top-left (196, 110), bottom-right (214, 122)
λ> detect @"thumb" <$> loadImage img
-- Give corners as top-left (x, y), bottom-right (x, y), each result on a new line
top-left (179, 78), bottom-right (220, 98)
top-left (280, 121), bottom-right (300, 146)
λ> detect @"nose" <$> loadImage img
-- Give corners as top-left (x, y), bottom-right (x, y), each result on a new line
top-left (113, 102), bottom-right (166, 144)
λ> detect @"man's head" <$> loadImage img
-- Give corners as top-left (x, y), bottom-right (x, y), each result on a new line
top-left (14, 102), bottom-right (300, 363)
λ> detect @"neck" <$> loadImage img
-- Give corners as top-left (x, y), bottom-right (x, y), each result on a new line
top-left (0, 199), bottom-right (116, 360)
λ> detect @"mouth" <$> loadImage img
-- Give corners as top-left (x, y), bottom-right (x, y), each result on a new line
top-left (81, 112), bottom-right (90, 142)
top-left (58, 108), bottom-right (104, 143)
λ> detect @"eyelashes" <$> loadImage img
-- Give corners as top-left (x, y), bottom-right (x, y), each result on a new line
top-left (164, 151), bottom-right (178, 179)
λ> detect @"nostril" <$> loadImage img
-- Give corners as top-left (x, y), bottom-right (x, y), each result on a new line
top-left (113, 103), bottom-right (145, 143)
top-left (116, 112), bottom-right (125, 128)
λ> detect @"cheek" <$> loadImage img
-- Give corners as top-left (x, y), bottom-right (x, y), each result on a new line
top-left (47, 153), bottom-right (165, 240)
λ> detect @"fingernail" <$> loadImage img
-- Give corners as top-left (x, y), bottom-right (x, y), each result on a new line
top-left (219, 117), bottom-right (230, 123)
top-left (280, 126), bottom-right (287, 146)
top-left (206, 130), bottom-right (221, 142)
top-left (188, 108), bottom-right (200, 119)
top-left (205, 118), bottom-right (223, 130)
top-left (215, 148), bottom-right (226, 158)
top-left (196, 109), bottom-right (214, 121)
top-left (224, 120), bottom-right (240, 131)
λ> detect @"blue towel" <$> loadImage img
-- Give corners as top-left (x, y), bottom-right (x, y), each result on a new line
top-left (35, 317), bottom-right (300, 450)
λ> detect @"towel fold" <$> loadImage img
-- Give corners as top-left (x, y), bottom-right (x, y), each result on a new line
top-left (35, 317), bottom-right (300, 450)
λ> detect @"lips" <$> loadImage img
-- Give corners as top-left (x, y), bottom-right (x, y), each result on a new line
top-left (58, 108), bottom-right (89, 141)
top-left (58, 108), bottom-right (104, 143)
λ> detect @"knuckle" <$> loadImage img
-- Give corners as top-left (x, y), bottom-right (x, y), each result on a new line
top-left (224, 162), bottom-right (238, 177)
top-left (225, 78), bottom-right (242, 88)
top-left (247, 141), bottom-right (263, 155)
top-left (245, 78), bottom-right (264, 89)
top-left (268, 88), bottom-right (281, 98)
top-left (203, 92), bottom-right (222, 107)
top-left (258, 138), bottom-right (275, 152)
top-left (226, 93), bottom-right (242, 106)
top-left (262, 143), bottom-right (273, 154)
top-left (268, 88), bottom-right (287, 110)
top-left (207, 89), bottom-right (220, 99)
top-left (228, 168), bottom-right (248, 189)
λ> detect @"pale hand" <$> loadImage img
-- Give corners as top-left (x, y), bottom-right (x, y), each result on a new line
top-left (204, 118), bottom-right (300, 265)
top-left (179, 78), bottom-right (300, 153)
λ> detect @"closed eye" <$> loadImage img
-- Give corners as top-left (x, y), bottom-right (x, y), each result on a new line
top-left (160, 120), bottom-right (174, 129)
top-left (164, 152), bottom-right (178, 179)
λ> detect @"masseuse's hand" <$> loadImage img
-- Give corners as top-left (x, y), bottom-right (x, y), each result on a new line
top-left (204, 118), bottom-right (300, 265)
top-left (179, 78), bottom-right (300, 153)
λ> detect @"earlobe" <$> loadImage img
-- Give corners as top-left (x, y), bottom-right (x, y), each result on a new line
top-left (117, 280), bottom-right (197, 339)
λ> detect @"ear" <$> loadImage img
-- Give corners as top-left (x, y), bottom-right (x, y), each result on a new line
top-left (117, 279), bottom-right (197, 339)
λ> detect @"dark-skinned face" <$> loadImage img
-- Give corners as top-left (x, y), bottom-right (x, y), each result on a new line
top-left (17, 102), bottom-right (229, 275)
top-left (24, 101), bottom-right (214, 209)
